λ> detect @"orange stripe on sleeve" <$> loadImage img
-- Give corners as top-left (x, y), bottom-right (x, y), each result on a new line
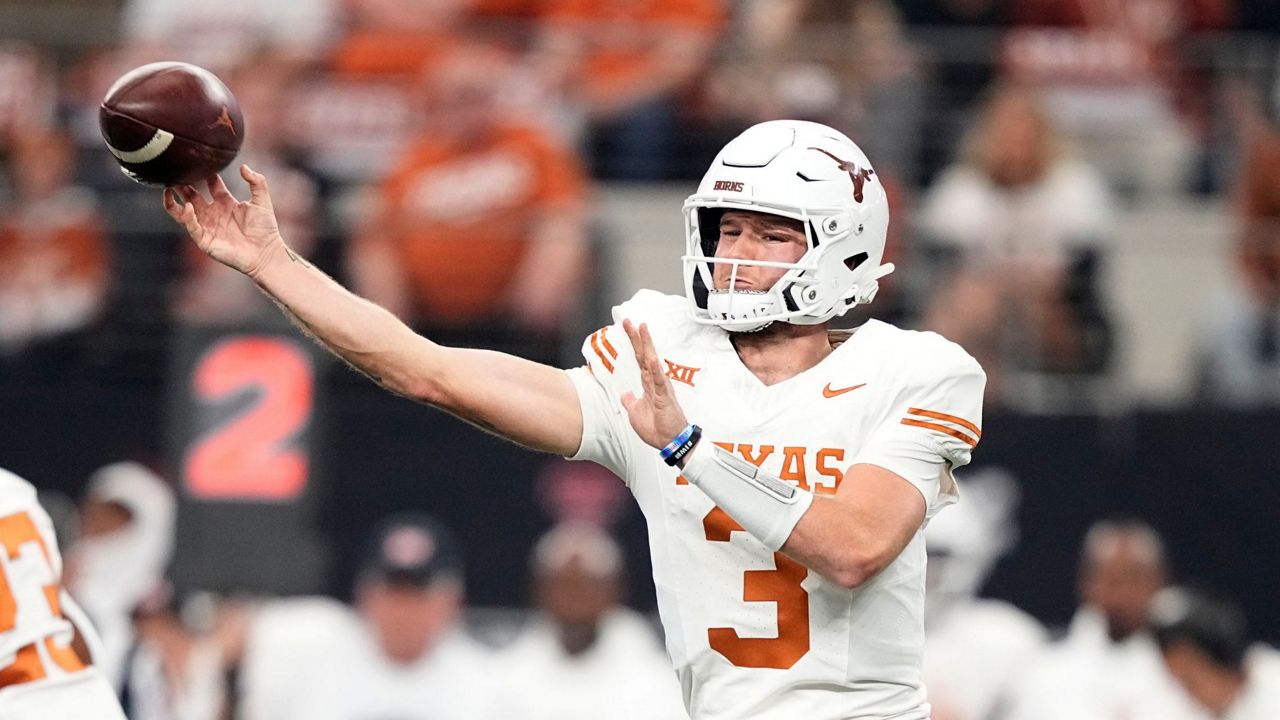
top-left (598, 326), bottom-right (618, 359)
top-left (906, 407), bottom-right (981, 437)
top-left (901, 418), bottom-right (979, 447)
top-left (589, 331), bottom-right (615, 373)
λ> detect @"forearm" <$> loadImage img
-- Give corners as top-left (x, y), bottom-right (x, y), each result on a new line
top-left (251, 239), bottom-right (585, 454)
top-left (251, 240), bottom-right (441, 398)
top-left (681, 444), bottom-right (919, 589)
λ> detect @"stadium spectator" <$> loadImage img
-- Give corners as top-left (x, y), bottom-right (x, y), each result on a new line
top-left (496, 523), bottom-right (687, 720)
top-left (64, 462), bottom-right (176, 692)
top-left (330, 0), bottom-right (474, 80)
top-left (237, 514), bottom-right (510, 720)
top-left (1004, 518), bottom-right (1207, 720)
top-left (892, 0), bottom-right (1013, 184)
top-left (349, 47), bottom-right (589, 341)
top-left (531, 0), bottom-right (726, 178)
top-left (1194, 126), bottom-right (1280, 406)
top-left (119, 0), bottom-right (339, 73)
top-left (701, 0), bottom-right (924, 184)
top-left (0, 44), bottom-right (57, 155)
top-left (1151, 587), bottom-right (1280, 720)
top-left (1004, 0), bottom-right (1232, 197)
top-left (917, 83), bottom-right (1115, 402)
top-left (0, 126), bottom-right (109, 373)
top-left (923, 469), bottom-right (1047, 720)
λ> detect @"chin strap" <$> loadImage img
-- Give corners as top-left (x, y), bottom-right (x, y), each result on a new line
top-left (846, 262), bottom-right (896, 306)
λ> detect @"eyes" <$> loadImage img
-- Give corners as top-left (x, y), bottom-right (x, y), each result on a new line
top-left (718, 227), bottom-right (795, 244)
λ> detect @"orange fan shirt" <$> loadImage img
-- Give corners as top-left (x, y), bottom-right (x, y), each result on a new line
top-left (539, 0), bottom-right (725, 98)
top-left (376, 122), bottom-right (585, 322)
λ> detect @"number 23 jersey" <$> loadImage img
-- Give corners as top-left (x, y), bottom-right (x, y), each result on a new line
top-left (565, 291), bottom-right (986, 720)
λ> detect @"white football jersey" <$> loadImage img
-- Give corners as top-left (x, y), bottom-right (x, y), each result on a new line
top-left (566, 291), bottom-right (985, 720)
top-left (240, 597), bottom-right (514, 720)
top-left (0, 468), bottom-right (125, 720)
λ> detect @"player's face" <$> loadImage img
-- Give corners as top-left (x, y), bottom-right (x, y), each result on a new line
top-left (713, 211), bottom-right (808, 292)
top-left (1080, 535), bottom-right (1165, 641)
top-left (1162, 643), bottom-right (1234, 714)
top-left (535, 562), bottom-right (620, 626)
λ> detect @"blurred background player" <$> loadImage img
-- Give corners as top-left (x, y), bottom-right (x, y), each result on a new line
top-left (922, 469), bottom-right (1047, 720)
top-left (1005, 518), bottom-right (1207, 720)
top-left (237, 514), bottom-right (510, 720)
top-left (0, 467), bottom-right (126, 720)
top-left (496, 522), bottom-right (687, 720)
top-left (1152, 587), bottom-right (1280, 719)
top-left (64, 461), bottom-right (176, 692)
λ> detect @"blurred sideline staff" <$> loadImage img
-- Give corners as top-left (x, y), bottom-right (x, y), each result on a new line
top-left (1152, 587), bottom-right (1280, 720)
top-left (1004, 518), bottom-right (1208, 720)
top-left (496, 522), bottom-right (687, 720)
top-left (238, 514), bottom-right (511, 720)
top-left (922, 469), bottom-right (1047, 720)
top-left (64, 461), bottom-right (176, 691)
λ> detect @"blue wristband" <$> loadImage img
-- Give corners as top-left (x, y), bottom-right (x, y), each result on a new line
top-left (661, 424), bottom-right (702, 467)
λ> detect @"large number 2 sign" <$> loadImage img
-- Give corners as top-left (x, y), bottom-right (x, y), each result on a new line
top-left (703, 506), bottom-right (810, 669)
top-left (183, 337), bottom-right (314, 501)
top-left (0, 512), bottom-right (84, 686)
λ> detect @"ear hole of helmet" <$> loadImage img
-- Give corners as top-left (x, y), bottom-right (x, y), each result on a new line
top-left (844, 252), bottom-right (868, 271)
top-left (783, 285), bottom-right (800, 312)
top-left (698, 208), bottom-right (724, 257)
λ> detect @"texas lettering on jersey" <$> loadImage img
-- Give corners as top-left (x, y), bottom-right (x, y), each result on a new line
top-left (568, 290), bottom-right (985, 720)
top-left (675, 442), bottom-right (849, 494)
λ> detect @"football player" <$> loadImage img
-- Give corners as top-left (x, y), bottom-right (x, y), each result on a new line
top-left (164, 119), bottom-right (985, 719)
top-left (0, 468), bottom-right (127, 720)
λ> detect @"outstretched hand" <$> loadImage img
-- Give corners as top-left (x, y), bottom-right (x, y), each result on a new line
top-left (163, 164), bottom-right (285, 278)
top-left (620, 319), bottom-right (690, 450)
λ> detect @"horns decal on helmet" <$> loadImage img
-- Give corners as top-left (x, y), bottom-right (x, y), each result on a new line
top-left (808, 147), bottom-right (875, 203)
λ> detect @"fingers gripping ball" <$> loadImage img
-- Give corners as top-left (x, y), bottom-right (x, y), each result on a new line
top-left (100, 62), bottom-right (244, 186)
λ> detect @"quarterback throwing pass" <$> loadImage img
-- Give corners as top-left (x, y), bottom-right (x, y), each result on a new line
top-left (164, 120), bottom-right (984, 719)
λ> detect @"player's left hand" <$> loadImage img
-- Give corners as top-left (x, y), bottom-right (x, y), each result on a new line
top-left (620, 319), bottom-right (690, 450)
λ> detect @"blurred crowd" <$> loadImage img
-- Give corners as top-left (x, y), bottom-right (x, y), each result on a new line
top-left (28, 459), bottom-right (1277, 720)
top-left (0, 0), bottom-right (1278, 410)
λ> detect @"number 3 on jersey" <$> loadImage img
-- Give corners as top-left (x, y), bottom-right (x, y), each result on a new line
top-left (703, 506), bottom-right (810, 669)
top-left (0, 512), bottom-right (84, 685)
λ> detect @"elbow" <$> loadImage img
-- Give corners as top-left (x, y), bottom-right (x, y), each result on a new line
top-left (828, 548), bottom-right (894, 590)
top-left (403, 374), bottom-right (448, 406)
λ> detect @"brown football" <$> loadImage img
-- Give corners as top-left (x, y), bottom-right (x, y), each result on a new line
top-left (100, 62), bottom-right (245, 187)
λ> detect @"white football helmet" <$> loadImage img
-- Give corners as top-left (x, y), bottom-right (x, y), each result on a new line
top-left (683, 120), bottom-right (893, 332)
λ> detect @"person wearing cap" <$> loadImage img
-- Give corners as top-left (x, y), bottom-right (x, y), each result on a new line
top-left (1152, 587), bottom-right (1280, 719)
top-left (496, 522), bottom-right (687, 720)
top-left (237, 514), bottom-right (511, 720)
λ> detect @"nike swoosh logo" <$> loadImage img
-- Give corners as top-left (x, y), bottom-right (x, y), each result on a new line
top-left (823, 382), bottom-right (866, 398)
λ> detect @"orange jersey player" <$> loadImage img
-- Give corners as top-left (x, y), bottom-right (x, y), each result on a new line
top-left (0, 468), bottom-right (126, 720)
top-left (163, 118), bottom-right (984, 719)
